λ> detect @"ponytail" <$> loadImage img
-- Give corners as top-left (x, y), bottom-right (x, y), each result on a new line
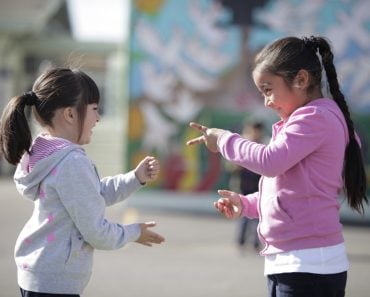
top-left (0, 93), bottom-right (34, 165)
top-left (316, 37), bottom-right (368, 213)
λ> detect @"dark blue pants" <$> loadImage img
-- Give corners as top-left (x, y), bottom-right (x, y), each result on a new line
top-left (267, 271), bottom-right (347, 297)
top-left (20, 288), bottom-right (80, 297)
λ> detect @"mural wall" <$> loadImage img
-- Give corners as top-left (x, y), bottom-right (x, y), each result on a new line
top-left (128, 0), bottom-right (370, 192)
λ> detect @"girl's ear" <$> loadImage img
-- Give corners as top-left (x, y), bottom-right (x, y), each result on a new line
top-left (293, 69), bottom-right (309, 89)
top-left (63, 107), bottom-right (76, 124)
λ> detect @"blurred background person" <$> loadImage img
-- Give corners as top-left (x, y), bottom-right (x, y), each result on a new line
top-left (228, 121), bottom-right (266, 254)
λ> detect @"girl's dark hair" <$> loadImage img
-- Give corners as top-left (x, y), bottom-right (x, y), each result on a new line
top-left (0, 67), bottom-right (100, 165)
top-left (254, 36), bottom-right (368, 213)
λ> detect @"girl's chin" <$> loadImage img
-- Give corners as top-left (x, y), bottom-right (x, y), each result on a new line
top-left (278, 116), bottom-right (288, 122)
top-left (276, 111), bottom-right (289, 121)
top-left (78, 138), bottom-right (91, 145)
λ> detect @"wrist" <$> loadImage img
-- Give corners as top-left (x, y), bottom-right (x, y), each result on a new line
top-left (134, 171), bottom-right (146, 185)
top-left (237, 194), bottom-right (244, 217)
top-left (216, 130), bottom-right (229, 152)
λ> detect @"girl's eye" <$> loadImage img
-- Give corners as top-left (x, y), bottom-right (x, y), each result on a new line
top-left (263, 89), bottom-right (272, 96)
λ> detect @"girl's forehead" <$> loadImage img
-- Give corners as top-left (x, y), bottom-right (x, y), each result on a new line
top-left (253, 70), bottom-right (273, 83)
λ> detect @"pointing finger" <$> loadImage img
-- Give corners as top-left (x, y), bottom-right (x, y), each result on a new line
top-left (186, 136), bottom-right (206, 146)
top-left (189, 122), bottom-right (209, 132)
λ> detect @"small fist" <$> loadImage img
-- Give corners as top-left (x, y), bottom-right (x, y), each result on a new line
top-left (135, 156), bottom-right (160, 184)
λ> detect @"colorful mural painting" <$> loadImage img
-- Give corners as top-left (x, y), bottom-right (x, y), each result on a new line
top-left (128, 0), bottom-right (370, 192)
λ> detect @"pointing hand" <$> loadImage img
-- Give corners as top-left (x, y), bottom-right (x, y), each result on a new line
top-left (186, 122), bottom-right (226, 153)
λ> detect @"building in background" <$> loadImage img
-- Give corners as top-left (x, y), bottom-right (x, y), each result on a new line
top-left (0, 0), bottom-right (127, 176)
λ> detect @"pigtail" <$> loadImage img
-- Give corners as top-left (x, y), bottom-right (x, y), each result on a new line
top-left (317, 37), bottom-right (368, 213)
top-left (0, 94), bottom-right (33, 165)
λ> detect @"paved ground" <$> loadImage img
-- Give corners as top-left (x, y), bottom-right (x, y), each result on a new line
top-left (1, 178), bottom-right (370, 297)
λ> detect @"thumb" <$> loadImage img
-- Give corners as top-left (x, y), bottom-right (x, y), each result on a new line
top-left (138, 156), bottom-right (149, 167)
top-left (218, 189), bottom-right (241, 205)
top-left (143, 221), bottom-right (156, 228)
top-left (218, 189), bottom-right (236, 198)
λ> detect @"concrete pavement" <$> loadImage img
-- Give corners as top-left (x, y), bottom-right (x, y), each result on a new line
top-left (1, 178), bottom-right (370, 297)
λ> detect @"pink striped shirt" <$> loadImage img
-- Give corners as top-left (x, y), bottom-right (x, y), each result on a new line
top-left (29, 134), bottom-right (72, 172)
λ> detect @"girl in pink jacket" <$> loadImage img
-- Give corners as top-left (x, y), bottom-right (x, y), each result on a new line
top-left (187, 36), bottom-right (368, 297)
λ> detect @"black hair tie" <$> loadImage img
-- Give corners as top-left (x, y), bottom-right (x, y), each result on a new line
top-left (302, 36), bottom-right (318, 52)
top-left (24, 91), bottom-right (39, 106)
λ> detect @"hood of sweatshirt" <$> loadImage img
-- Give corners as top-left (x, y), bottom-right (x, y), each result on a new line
top-left (14, 134), bottom-right (84, 201)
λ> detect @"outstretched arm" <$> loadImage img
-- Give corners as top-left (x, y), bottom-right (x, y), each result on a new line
top-left (100, 156), bottom-right (160, 206)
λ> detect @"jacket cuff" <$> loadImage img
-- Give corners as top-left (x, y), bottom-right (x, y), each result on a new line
top-left (123, 223), bottom-right (141, 243)
top-left (217, 131), bottom-right (234, 153)
top-left (127, 170), bottom-right (145, 187)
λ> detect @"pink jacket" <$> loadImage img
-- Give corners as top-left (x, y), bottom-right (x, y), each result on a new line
top-left (217, 98), bottom-right (348, 255)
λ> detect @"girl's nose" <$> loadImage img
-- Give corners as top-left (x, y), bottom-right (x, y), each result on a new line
top-left (264, 97), bottom-right (272, 108)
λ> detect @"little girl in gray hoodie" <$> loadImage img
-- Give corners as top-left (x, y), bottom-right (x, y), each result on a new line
top-left (0, 67), bottom-right (165, 297)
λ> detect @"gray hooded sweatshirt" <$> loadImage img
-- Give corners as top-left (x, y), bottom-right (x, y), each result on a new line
top-left (14, 134), bottom-right (142, 294)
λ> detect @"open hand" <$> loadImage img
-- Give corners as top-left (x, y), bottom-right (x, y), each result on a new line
top-left (136, 222), bottom-right (165, 247)
top-left (186, 122), bottom-right (226, 153)
top-left (214, 190), bottom-right (243, 219)
top-left (135, 156), bottom-right (160, 184)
